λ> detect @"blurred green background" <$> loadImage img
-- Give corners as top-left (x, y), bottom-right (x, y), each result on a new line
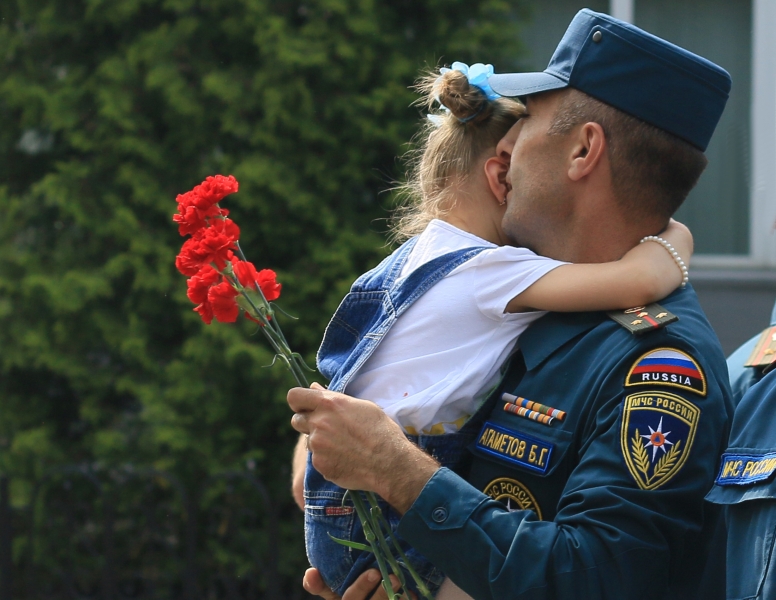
top-left (0, 0), bottom-right (530, 592)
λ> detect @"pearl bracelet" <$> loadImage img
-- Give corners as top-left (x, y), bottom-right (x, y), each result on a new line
top-left (640, 235), bottom-right (689, 288)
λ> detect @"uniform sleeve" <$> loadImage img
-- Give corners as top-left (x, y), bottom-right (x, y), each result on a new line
top-left (465, 246), bottom-right (567, 320)
top-left (725, 501), bottom-right (776, 599)
top-left (398, 336), bottom-right (730, 599)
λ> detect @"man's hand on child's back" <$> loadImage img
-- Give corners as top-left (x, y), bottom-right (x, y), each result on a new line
top-left (304, 567), bottom-right (416, 600)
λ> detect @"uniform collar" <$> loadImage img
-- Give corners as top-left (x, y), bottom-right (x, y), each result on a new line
top-left (519, 311), bottom-right (606, 371)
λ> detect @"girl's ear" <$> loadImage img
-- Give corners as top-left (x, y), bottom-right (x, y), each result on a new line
top-left (484, 155), bottom-right (510, 204)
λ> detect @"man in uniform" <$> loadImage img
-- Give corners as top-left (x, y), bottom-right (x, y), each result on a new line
top-left (706, 300), bottom-right (776, 599)
top-left (290, 10), bottom-right (734, 599)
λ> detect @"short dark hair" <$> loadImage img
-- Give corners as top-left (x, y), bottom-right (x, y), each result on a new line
top-left (548, 89), bottom-right (708, 219)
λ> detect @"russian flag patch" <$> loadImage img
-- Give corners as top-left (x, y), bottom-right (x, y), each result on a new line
top-left (625, 348), bottom-right (707, 397)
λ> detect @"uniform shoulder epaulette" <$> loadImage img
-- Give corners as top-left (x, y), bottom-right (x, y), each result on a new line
top-left (607, 303), bottom-right (678, 335)
top-left (744, 325), bottom-right (776, 373)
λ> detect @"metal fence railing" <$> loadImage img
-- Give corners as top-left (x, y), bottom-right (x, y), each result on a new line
top-left (0, 466), bottom-right (303, 600)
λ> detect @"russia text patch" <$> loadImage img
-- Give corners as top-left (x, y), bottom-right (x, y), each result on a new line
top-left (476, 422), bottom-right (553, 474)
top-left (620, 391), bottom-right (699, 490)
top-left (625, 348), bottom-right (707, 396)
top-left (716, 452), bottom-right (776, 486)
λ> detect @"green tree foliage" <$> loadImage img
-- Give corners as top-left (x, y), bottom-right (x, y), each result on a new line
top-left (0, 0), bottom-right (525, 585)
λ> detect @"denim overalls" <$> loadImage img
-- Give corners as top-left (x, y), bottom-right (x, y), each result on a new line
top-left (305, 236), bottom-right (488, 596)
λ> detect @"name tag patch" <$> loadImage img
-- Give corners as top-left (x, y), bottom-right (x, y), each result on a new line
top-left (716, 452), bottom-right (776, 486)
top-left (625, 347), bottom-right (707, 396)
top-left (476, 422), bottom-right (553, 474)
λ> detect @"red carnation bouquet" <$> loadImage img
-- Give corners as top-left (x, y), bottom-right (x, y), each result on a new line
top-left (173, 175), bottom-right (433, 600)
top-left (173, 174), bottom-right (310, 387)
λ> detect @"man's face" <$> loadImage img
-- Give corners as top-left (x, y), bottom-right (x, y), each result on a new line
top-left (499, 91), bottom-right (574, 258)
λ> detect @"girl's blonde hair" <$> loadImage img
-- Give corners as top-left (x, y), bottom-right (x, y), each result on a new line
top-left (390, 68), bottom-right (525, 242)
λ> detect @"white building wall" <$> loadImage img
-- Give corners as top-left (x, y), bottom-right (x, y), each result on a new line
top-left (751, 0), bottom-right (776, 268)
top-left (609, 0), bottom-right (634, 23)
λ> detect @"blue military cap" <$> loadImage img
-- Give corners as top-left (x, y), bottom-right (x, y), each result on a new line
top-left (489, 9), bottom-right (731, 151)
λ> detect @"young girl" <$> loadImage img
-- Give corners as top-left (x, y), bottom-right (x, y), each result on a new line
top-left (302, 62), bottom-right (693, 598)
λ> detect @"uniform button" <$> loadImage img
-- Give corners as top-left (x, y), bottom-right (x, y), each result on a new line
top-left (431, 507), bottom-right (448, 523)
top-left (592, 30), bottom-right (603, 42)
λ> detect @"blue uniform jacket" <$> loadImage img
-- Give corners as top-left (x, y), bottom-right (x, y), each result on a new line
top-left (706, 369), bottom-right (776, 600)
top-left (398, 286), bottom-right (733, 599)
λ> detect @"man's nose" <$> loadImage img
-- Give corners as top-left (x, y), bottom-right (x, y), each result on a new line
top-left (496, 123), bottom-right (519, 161)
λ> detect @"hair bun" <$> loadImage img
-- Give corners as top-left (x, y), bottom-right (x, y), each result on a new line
top-left (434, 70), bottom-right (491, 124)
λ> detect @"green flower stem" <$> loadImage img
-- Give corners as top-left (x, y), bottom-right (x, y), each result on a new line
top-left (369, 505), bottom-right (410, 593)
top-left (230, 273), bottom-right (310, 388)
top-left (363, 497), bottom-right (408, 590)
top-left (367, 495), bottom-right (435, 600)
top-left (228, 238), bottom-right (413, 597)
top-left (231, 240), bottom-right (312, 387)
top-left (351, 492), bottom-right (404, 600)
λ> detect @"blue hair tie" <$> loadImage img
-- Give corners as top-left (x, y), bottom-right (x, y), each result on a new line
top-left (440, 62), bottom-right (501, 101)
top-left (434, 62), bottom-right (501, 124)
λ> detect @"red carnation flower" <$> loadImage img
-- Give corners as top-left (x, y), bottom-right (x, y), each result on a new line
top-left (186, 265), bottom-right (220, 305)
top-left (176, 237), bottom-right (207, 276)
top-left (197, 229), bottom-right (235, 270)
top-left (211, 217), bottom-right (240, 242)
top-left (172, 175), bottom-right (238, 236)
top-left (208, 281), bottom-right (240, 323)
top-left (256, 269), bottom-right (282, 302)
top-left (232, 258), bottom-right (260, 289)
top-left (194, 301), bottom-right (215, 325)
top-left (191, 175), bottom-right (239, 210)
top-left (173, 198), bottom-right (224, 237)
top-left (175, 219), bottom-right (239, 276)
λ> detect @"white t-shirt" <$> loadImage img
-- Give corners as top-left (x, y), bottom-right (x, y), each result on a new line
top-left (345, 220), bottom-right (565, 435)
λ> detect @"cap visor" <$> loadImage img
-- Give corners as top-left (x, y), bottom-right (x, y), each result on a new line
top-left (489, 72), bottom-right (567, 98)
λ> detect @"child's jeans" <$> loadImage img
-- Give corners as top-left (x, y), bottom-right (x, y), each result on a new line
top-left (304, 429), bottom-right (476, 597)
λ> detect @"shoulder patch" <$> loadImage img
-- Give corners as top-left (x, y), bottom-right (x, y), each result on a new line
top-left (608, 303), bottom-right (678, 335)
top-left (625, 347), bottom-right (707, 397)
top-left (620, 391), bottom-right (699, 490)
top-left (483, 477), bottom-right (543, 520)
top-left (744, 325), bottom-right (776, 371)
top-left (716, 452), bottom-right (776, 486)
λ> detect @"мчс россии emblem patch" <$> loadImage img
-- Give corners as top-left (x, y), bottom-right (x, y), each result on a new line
top-left (483, 477), bottom-right (542, 520)
top-left (620, 391), bottom-right (699, 490)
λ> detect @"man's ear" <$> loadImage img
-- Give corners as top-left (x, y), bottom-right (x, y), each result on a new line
top-left (568, 122), bottom-right (607, 181)
top-left (484, 155), bottom-right (510, 203)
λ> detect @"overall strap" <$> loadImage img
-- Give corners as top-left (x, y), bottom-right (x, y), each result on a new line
top-left (349, 236), bottom-right (420, 294)
top-left (324, 244), bottom-right (489, 394)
